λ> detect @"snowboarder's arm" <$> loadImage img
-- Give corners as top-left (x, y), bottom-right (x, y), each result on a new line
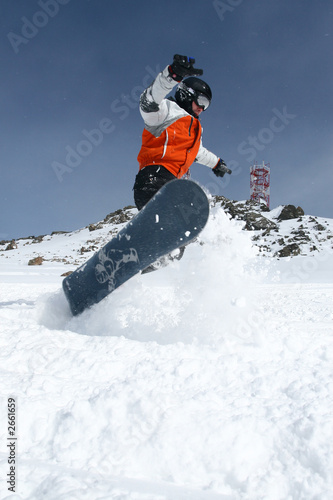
top-left (139, 55), bottom-right (203, 126)
top-left (139, 66), bottom-right (177, 124)
top-left (195, 141), bottom-right (220, 169)
top-left (196, 143), bottom-right (232, 177)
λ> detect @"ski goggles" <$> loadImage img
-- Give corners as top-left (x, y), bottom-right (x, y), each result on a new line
top-left (194, 93), bottom-right (211, 111)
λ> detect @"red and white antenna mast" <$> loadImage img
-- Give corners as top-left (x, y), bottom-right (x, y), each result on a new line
top-left (250, 161), bottom-right (270, 208)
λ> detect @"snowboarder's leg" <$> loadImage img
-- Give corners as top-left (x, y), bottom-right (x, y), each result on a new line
top-left (133, 166), bottom-right (188, 274)
top-left (141, 245), bottom-right (186, 274)
top-left (133, 165), bottom-right (176, 210)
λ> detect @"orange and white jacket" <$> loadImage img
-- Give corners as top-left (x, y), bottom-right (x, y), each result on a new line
top-left (137, 66), bottom-right (219, 178)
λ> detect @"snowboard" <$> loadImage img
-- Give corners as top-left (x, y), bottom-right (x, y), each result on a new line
top-left (62, 179), bottom-right (209, 316)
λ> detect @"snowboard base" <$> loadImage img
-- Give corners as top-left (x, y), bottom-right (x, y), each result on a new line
top-left (63, 179), bottom-right (209, 315)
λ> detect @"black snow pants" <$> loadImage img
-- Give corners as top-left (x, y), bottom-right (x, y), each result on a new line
top-left (133, 165), bottom-right (176, 211)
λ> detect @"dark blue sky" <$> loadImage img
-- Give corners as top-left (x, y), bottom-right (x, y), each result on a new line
top-left (1, 0), bottom-right (332, 239)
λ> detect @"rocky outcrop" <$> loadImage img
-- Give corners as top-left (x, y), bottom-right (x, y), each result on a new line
top-left (212, 196), bottom-right (332, 258)
top-left (5, 240), bottom-right (18, 251)
top-left (277, 205), bottom-right (305, 221)
top-left (275, 243), bottom-right (301, 258)
top-left (243, 213), bottom-right (278, 232)
top-left (88, 206), bottom-right (135, 231)
top-left (1, 197), bottom-right (331, 265)
top-left (28, 256), bottom-right (44, 266)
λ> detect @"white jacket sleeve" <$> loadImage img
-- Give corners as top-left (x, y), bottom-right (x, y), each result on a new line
top-left (195, 140), bottom-right (219, 169)
top-left (139, 66), bottom-right (177, 127)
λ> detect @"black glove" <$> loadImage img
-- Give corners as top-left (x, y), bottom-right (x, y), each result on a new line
top-left (168, 54), bottom-right (203, 82)
top-left (213, 159), bottom-right (232, 178)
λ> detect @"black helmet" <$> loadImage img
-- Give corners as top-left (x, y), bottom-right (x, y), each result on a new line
top-left (175, 77), bottom-right (212, 116)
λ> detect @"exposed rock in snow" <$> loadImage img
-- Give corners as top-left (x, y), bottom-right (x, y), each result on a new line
top-left (0, 197), bottom-right (332, 269)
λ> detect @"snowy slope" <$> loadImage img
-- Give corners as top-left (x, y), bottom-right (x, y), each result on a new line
top-left (0, 198), bottom-right (333, 500)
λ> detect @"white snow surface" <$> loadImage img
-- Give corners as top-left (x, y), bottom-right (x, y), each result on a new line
top-left (0, 204), bottom-right (333, 500)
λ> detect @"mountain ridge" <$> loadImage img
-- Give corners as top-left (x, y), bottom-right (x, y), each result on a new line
top-left (1, 195), bottom-right (332, 269)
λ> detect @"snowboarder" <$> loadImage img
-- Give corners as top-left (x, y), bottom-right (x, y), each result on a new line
top-left (133, 54), bottom-right (231, 210)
